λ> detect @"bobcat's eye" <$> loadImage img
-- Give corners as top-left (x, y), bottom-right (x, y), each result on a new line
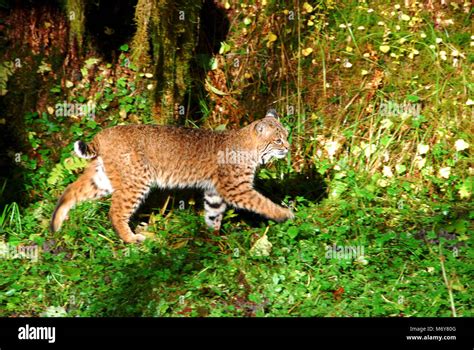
top-left (274, 139), bottom-right (283, 145)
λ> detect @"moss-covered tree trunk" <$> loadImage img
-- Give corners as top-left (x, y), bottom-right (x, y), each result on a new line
top-left (65, 0), bottom-right (85, 52)
top-left (131, 0), bottom-right (202, 124)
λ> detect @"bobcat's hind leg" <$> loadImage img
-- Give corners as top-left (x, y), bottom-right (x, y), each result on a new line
top-left (109, 185), bottom-right (150, 243)
top-left (203, 190), bottom-right (227, 231)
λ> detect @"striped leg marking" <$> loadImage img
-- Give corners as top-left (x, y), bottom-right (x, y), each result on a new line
top-left (204, 191), bottom-right (227, 231)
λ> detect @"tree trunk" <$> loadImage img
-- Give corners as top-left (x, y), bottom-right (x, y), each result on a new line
top-left (131, 0), bottom-right (203, 124)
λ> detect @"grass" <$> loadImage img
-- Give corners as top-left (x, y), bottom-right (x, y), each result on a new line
top-left (0, 0), bottom-right (472, 317)
top-left (0, 168), bottom-right (471, 317)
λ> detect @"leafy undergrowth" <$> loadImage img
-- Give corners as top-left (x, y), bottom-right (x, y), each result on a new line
top-left (0, 169), bottom-right (472, 317)
top-left (1, 1), bottom-right (472, 317)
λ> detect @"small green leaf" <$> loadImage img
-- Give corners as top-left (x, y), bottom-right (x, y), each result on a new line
top-left (329, 180), bottom-right (348, 199)
top-left (85, 57), bottom-right (100, 68)
top-left (453, 219), bottom-right (468, 234)
top-left (406, 95), bottom-right (420, 103)
top-left (209, 57), bottom-right (218, 70)
top-left (250, 234), bottom-right (273, 257)
top-left (395, 164), bottom-right (407, 174)
top-left (287, 226), bottom-right (299, 239)
top-left (86, 119), bottom-right (97, 129)
top-left (219, 41), bottom-right (231, 55)
top-left (50, 86), bottom-right (61, 94)
top-left (214, 124), bottom-right (226, 131)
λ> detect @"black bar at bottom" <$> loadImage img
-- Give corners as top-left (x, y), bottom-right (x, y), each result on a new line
top-left (0, 317), bottom-right (471, 347)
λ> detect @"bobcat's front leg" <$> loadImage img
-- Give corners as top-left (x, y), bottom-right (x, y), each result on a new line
top-left (203, 189), bottom-right (227, 231)
top-left (216, 181), bottom-right (293, 223)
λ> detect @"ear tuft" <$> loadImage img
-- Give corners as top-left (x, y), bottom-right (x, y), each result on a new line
top-left (265, 109), bottom-right (279, 119)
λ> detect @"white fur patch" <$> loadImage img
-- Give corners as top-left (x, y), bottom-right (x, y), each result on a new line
top-left (94, 157), bottom-right (114, 193)
top-left (204, 194), bottom-right (223, 205)
top-left (154, 178), bottom-right (214, 191)
top-left (74, 141), bottom-right (94, 159)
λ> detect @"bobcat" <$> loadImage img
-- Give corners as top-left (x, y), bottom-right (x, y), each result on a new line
top-left (50, 110), bottom-right (293, 243)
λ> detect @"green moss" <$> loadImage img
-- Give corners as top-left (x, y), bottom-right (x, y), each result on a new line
top-left (147, 0), bottom-right (202, 124)
top-left (129, 0), bottom-right (202, 123)
top-left (131, 0), bottom-right (153, 69)
top-left (65, 0), bottom-right (85, 51)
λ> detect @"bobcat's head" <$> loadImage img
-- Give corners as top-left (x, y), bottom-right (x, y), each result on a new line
top-left (254, 109), bottom-right (290, 164)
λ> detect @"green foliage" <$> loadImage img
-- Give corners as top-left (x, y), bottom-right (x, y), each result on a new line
top-left (1, 180), bottom-right (471, 316)
top-left (47, 157), bottom-right (88, 187)
top-left (0, 0), bottom-right (472, 318)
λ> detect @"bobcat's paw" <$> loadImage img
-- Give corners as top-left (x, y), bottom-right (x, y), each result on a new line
top-left (124, 233), bottom-right (146, 244)
top-left (286, 209), bottom-right (295, 220)
top-left (274, 207), bottom-right (295, 222)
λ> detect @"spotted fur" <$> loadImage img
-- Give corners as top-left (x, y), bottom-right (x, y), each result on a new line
top-left (50, 110), bottom-right (293, 243)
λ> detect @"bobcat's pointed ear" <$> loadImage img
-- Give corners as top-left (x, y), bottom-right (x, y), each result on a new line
top-left (265, 109), bottom-right (280, 119)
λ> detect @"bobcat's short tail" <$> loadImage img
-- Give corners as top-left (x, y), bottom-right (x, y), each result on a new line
top-left (51, 140), bottom-right (100, 232)
top-left (50, 187), bottom-right (75, 233)
top-left (74, 140), bottom-right (97, 159)
top-left (50, 157), bottom-right (108, 232)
